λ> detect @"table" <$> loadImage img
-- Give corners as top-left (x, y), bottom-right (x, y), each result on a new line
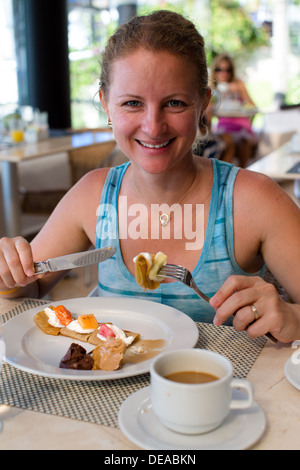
top-left (214, 107), bottom-right (258, 118)
top-left (1, 297), bottom-right (299, 450)
top-left (0, 131), bottom-right (115, 237)
top-left (247, 140), bottom-right (300, 198)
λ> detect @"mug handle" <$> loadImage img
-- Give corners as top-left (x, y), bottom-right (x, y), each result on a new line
top-left (229, 379), bottom-right (254, 409)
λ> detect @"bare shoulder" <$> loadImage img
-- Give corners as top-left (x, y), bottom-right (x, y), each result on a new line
top-left (231, 168), bottom-right (300, 275)
top-left (75, 167), bottom-right (111, 189)
top-left (66, 167), bottom-right (111, 205)
top-left (233, 168), bottom-right (300, 227)
top-left (41, 167), bottom-right (111, 244)
top-left (235, 168), bottom-right (295, 203)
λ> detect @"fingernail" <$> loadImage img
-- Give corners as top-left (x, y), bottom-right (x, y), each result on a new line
top-left (210, 295), bottom-right (219, 308)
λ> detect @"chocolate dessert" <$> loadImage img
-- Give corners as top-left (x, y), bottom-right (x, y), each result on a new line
top-left (59, 343), bottom-right (94, 370)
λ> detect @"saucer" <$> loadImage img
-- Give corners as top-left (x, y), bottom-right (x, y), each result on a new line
top-left (118, 386), bottom-right (266, 450)
top-left (284, 355), bottom-right (300, 391)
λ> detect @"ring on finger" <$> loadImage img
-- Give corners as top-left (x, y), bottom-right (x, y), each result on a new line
top-left (251, 304), bottom-right (260, 321)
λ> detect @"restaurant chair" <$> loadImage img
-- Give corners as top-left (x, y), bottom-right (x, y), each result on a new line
top-left (20, 138), bottom-right (117, 216)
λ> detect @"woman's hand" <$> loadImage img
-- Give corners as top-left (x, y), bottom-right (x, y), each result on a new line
top-left (0, 237), bottom-right (37, 292)
top-left (210, 275), bottom-right (300, 343)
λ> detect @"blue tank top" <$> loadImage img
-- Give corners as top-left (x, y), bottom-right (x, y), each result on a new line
top-left (95, 159), bottom-right (265, 323)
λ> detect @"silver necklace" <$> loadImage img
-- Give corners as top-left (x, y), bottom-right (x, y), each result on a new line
top-left (134, 171), bottom-right (198, 227)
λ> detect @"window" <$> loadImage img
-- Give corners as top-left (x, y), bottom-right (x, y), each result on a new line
top-left (0, 0), bottom-right (19, 117)
top-left (68, 0), bottom-right (119, 128)
top-left (1, 1), bottom-right (299, 132)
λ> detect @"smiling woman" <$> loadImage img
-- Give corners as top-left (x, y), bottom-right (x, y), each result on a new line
top-left (0, 10), bottom-right (300, 344)
top-left (99, 48), bottom-right (203, 176)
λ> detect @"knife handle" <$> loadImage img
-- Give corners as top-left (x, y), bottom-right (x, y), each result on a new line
top-left (34, 261), bottom-right (48, 274)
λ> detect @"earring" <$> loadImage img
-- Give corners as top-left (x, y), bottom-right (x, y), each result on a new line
top-left (199, 119), bottom-right (208, 138)
top-left (107, 119), bottom-right (112, 127)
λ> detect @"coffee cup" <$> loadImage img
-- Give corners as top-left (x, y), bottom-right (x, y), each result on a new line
top-left (150, 349), bottom-right (253, 435)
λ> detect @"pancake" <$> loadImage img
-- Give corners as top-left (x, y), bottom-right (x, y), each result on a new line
top-left (134, 251), bottom-right (167, 290)
top-left (33, 309), bottom-right (61, 336)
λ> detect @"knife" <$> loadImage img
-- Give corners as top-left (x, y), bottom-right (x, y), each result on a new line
top-left (33, 246), bottom-right (116, 274)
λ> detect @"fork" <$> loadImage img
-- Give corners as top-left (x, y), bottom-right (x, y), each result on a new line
top-left (157, 264), bottom-right (277, 342)
top-left (158, 264), bottom-right (210, 303)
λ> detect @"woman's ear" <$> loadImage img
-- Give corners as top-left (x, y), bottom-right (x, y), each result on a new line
top-left (202, 88), bottom-right (212, 113)
top-left (99, 89), bottom-right (109, 117)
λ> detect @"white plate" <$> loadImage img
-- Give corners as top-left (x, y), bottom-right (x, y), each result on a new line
top-left (284, 355), bottom-right (300, 391)
top-left (119, 386), bottom-right (266, 450)
top-left (3, 297), bottom-right (198, 381)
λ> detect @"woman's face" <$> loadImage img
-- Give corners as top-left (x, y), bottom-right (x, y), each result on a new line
top-left (215, 60), bottom-right (232, 83)
top-left (100, 48), bottom-right (208, 175)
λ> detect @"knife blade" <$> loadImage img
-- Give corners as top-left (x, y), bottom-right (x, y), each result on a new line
top-left (34, 246), bottom-right (116, 274)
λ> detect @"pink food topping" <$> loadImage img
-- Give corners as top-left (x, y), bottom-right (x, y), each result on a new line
top-left (98, 323), bottom-right (115, 338)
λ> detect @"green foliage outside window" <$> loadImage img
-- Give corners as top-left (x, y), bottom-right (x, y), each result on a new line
top-left (206, 0), bottom-right (269, 64)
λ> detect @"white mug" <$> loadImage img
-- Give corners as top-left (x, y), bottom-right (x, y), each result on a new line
top-left (150, 349), bottom-right (253, 435)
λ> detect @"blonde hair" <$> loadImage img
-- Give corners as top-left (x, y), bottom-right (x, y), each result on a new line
top-left (100, 10), bottom-right (209, 101)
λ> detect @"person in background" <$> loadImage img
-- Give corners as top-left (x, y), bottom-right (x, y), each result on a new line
top-left (0, 11), bottom-right (300, 343)
top-left (206, 53), bottom-right (258, 168)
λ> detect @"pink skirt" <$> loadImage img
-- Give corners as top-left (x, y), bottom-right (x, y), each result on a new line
top-left (217, 117), bottom-right (256, 140)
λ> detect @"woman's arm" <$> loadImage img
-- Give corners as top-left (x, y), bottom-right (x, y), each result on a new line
top-left (0, 168), bottom-right (108, 299)
top-left (211, 170), bottom-right (300, 342)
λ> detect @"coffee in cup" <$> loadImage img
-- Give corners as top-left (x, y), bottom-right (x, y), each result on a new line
top-left (150, 349), bottom-right (253, 435)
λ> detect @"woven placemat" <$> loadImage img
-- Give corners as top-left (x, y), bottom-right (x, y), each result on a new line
top-left (0, 299), bottom-right (266, 428)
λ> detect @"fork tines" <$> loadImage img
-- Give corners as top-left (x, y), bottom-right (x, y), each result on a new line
top-left (158, 264), bottom-right (184, 279)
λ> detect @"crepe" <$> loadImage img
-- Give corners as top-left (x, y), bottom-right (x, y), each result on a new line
top-left (88, 328), bottom-right (140, 346)
top-left (33, 309), bottom-right (61, 336)
top-left (60, 327), bottom-right (93, 342)
top-left (34, 306), bottom-right (143, 371)
top-left (134, 252), bottom-right (167, 291)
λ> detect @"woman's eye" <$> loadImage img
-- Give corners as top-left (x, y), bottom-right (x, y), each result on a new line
top-left (124, 100), bottom-right (141, 107)
top-left (167, 100), bottom-right (185, 108)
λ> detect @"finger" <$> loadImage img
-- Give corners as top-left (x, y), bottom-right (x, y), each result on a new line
top-left (210, 275), bottom-right (259, 309)
top-left (15, 237), bottom-right (35, 276)
top-left (213, 287), bottom-right (259, 326)
top-left (0, 237), bottom-right (33, 287)
top-left (232, 305), bottom-right (256, 332)
top-left (245, 315), bottom-right (274, 340)
top-left (0, 250), bottom-right (16, 288)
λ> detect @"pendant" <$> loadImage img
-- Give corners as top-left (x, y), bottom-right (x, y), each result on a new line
top-left (160, 214), bottom-right (170, 226)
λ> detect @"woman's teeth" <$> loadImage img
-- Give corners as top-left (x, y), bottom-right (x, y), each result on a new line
top-left (138, 140), bottom-right (171, 149)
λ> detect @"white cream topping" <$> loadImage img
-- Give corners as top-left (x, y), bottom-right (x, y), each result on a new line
top-left (97, 323), bottom-right (134, 346)
top-left (66, 320), bottom-right (96, 334)
top-left (133, 252), bottom-right (152, 264)
top-left (44, 307), bottom-right (66, 328)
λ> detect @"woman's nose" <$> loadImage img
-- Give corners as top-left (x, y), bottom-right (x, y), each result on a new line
top-left (141, 107), bottom-right (167, 137)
